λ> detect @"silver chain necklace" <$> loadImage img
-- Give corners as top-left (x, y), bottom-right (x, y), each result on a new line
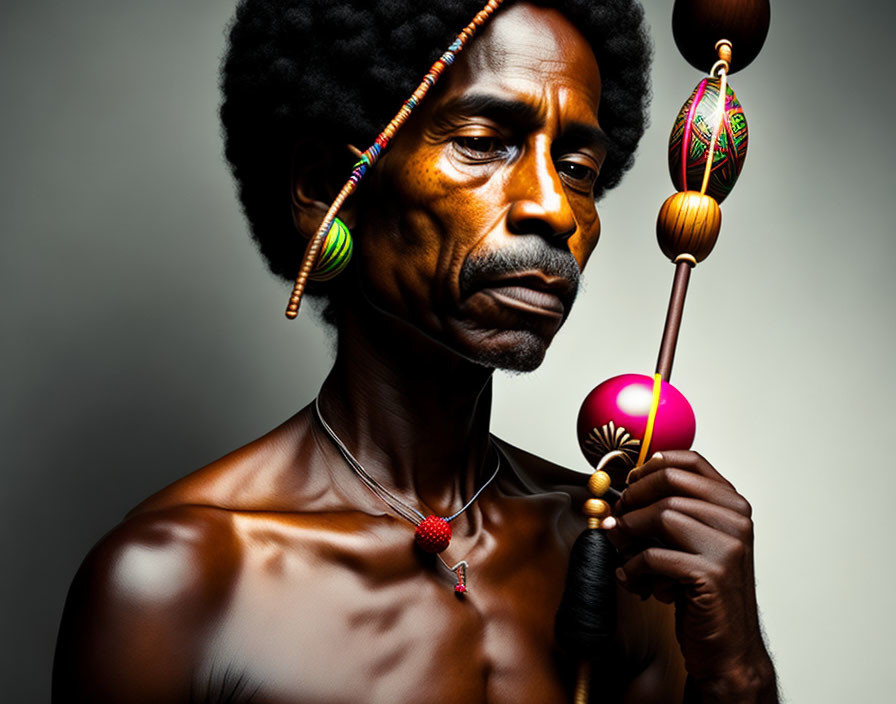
top-left (314, 396), bottom-right (501, 593)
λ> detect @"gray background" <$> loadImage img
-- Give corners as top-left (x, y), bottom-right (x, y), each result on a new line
top-left (2, 0), bottom-right (894, 701)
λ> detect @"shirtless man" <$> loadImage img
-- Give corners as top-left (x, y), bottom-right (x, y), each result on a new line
top-left (53, 1), bottom-right (778, 701)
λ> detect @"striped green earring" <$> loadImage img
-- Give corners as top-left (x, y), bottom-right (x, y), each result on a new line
top-left (309, 217), bottom-right (353, 282)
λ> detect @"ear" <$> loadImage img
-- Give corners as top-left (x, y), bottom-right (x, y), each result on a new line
top-left (290, 140), bottom-right (360, 240)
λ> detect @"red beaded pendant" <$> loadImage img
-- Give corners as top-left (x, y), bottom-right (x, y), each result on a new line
top-left (414, 515), bottom-right (452, 553)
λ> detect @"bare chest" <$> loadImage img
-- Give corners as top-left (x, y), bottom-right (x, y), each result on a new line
top-left (195, 513), bottom-right (580, 704)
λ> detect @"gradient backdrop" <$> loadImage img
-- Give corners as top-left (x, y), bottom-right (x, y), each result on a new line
top-left (3, 0), bottom-right (894, 700)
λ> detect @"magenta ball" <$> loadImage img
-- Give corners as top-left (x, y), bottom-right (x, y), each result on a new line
top-left (577, 373), bottom-right (696, 466)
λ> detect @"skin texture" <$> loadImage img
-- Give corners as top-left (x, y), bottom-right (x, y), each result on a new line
top-left (53, 4), bottom-right (776, 703)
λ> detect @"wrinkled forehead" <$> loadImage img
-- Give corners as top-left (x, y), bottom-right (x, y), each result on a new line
top-left (454, 2), bottom-right (602, 111)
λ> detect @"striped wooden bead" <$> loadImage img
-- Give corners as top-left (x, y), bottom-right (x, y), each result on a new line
top-left (656, 191), bottom-right (722, 263)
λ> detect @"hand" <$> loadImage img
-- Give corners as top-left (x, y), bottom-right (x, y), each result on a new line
top-left (608, 450), bottom-right (777, 701)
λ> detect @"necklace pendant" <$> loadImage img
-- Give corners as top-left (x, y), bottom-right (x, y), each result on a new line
top-left (414, 515), bottom-right (452, 553)
top-left (452, 561), bottom-right (468, 595)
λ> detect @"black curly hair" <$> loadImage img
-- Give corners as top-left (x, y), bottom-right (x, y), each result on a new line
top-left (220, 0), bottom-right (652, 314)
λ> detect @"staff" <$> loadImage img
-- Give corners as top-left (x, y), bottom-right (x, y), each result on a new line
top-left (555, 1), bottom-right (772, 701)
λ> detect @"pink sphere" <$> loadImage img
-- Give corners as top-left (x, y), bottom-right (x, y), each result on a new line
top-left (577, 373), bottom-right (696, 467)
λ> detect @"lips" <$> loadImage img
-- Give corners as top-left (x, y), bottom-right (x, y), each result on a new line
top-left (473, 272), bottom-right (576, 318)
top-left (485, 284), bottom-right (566, 315)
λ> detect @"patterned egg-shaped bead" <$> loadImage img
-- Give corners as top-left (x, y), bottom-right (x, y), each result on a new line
top-left (668, 77), bottom-right (748, 204)
top-left (310, 217), bottom-right (353, 282)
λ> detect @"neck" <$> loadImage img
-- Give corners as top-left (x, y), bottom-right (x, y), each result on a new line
top-left (317, 302), bottom-right (495, 517)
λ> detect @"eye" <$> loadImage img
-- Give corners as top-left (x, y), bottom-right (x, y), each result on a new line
top-left (453, 136), bottom-right (506, 161)
top-left (557, 159), bottom-right (599, 194)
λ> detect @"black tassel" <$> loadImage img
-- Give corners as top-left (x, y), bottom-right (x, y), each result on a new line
top-left (554, 528), bottom-right (618, 660)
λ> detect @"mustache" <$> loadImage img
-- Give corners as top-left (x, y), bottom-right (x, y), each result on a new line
top-left (459, 238), bottom-right (581, 297)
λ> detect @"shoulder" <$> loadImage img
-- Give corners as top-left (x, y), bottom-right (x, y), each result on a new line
top-left (53, 505), bottom-right (240, 702)
top-left (53, 406), bottom-right (332, 702)
top-left (492, 435), bottom-right (589, 497)
top-left (76, 504), bottom-right (240, 607)
top-left (130, 405), bottom-right (335, 515)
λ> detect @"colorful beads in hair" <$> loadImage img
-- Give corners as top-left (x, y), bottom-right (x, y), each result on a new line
top-left (286, 0), bottom-right (506, 319)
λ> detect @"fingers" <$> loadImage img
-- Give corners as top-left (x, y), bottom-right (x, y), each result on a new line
top-left (616, 547), bottom-right (712, 589)
top-left (650, 576), bottom-right (680, 604)
top-left (627, 450), bottom-right (734, 489)
top-left (606, 507), bottom-right (746, 570)
top-left (606, 451), bottom-right (755, 604)
top-left (616, 539), bottom-right (752, 598)
top-left (620, 461), bottom-right (752, 518)
top-left (613, 497), bottom-right (753, 551)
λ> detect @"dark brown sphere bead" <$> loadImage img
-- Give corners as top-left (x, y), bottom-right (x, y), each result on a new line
top-left (672, 0), bottom-right (771, 73)
top-left (657, 191), bottom-right (722, 263)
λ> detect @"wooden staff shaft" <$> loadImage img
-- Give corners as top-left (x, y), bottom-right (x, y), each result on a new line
top-left (655, 260), bottom-right (693, 381)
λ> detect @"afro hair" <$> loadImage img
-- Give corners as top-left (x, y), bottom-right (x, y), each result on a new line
top-left (220, 0), bottom-right (652, 312)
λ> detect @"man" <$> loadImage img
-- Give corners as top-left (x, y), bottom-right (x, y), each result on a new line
top-left (53, 1), bottom-right (778, 701)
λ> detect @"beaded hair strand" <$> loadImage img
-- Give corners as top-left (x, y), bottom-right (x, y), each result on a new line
top-left (285, 0), bottom-right (506, 319)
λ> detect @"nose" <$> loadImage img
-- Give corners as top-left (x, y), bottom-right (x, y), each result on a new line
top-left (506, 138), bottom-right (577, 241)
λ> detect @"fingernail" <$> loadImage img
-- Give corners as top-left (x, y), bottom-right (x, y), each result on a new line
top-left (601, 515), bottom-right (617, 530)
top-left (615, 567), bottom-right (627, 583)
top-left (651, 452), bottom-right (664, 461)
